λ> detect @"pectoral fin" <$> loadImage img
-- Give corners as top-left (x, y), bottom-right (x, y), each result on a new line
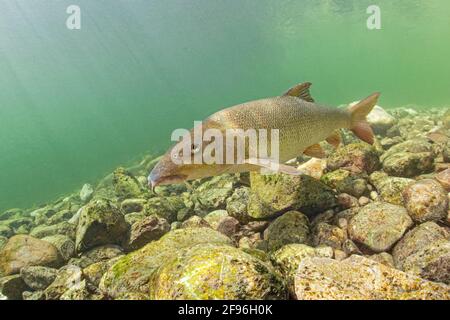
top-left (303, 143), bottom-right (325, 158)
top-left (244, 158), bottom-right (303, 175)
top-left (283, 82), bottom-right (315, 102)
top-left (326, 130), bottom-right (342, 148)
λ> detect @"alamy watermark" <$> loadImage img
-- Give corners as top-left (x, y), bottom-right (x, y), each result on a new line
top-left (367, 5), bottom-right (381, 30)
top-left (66, 5), bottom-right (81, 30)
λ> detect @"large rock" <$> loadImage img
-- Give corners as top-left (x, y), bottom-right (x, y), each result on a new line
top-left (392, 222), bottom-right (450, 284)
top-left (0, 275), bottom-right (29, 300)
top-left (0, 225), bottom-right (13, 238)
top-left (44, 265), bottom-right (83, 300)
top-left (263, 211), bottom-right (310, 252)
top-left (112, 167), bottom-right (144, 200)
top-left (149, 244), bottom-right (286, 300)
top-left (70, 245), bottom-right (124, 269)
top-left (30, 221), bottom-right (76, 239)
top-left (75, 199), bottom-right (129, 252)
top-left (248, 172), bottom-right (336, 219)
top-left (99, 228), bottom-right (233, 299)
top-left (294, 255), bottom-right (450, 300)
top-left (366, 105), bottom-right (397, 134)
top-left (192, 174), bottom-right (238, 214)
top-left (321, 169), bottom-right (368, 198)
top-left (20, 266), bottom-right (57, 291)
top-left (125, 215), bottom-right (170, 251)
top-left (42, 235), bottom-right (75, 262)
top-left (0, 235), bottom-right (63, 276)
top-left (80, 183), bottom-right (94, 203)
top-left (327, 142), bottom-right (380, 174)
top-left (402, 179), bottom-right (448, 222)
top-left (144, 196), bottom-right (185, 223)
top-left (369, 171), bottom-right (413, 205)
top-left (381, 138), bottom-right (435, 177)
top-left (226, 187), bottom-right (252, 223)
top-left (348, 202), bottom-right (413, 252)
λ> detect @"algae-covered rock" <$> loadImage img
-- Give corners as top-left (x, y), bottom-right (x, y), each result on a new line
top-left (369, 171), bottom-right (414, 205)
top-left (271, 244), bottom-right (333, 294)
top-left (294, 255), bottom-right (450, 300)
top-left (312, 223), bottom-right (346, 249)
top-left (226, 187), bottom-right (252, 223)
top-left (0, 274), bottom-right (29, 300)
top-left (327, 142), bottom-right (380, 174)
top-left (366, 105), bottom-right (397, 134)
top-left (392, 222), bottom-right (450, 284)
top-left (149, 244), bottom-right (286, 300)
top-left (22, 290), bottom-right (45, 300)
top-left (99, 228), bottom-right (232, 299)
top-left (435, 168), bottom-right (450, 191)
top-left (112, 167), bottom-right (144, 200)
top-left (181, 215), bottom-right (211, 228)
top-left (125, 215), bottom-right (170, 251)
top-left (144, 196), bottom-right (185, 223)
top-left (348, 202), bottom-right (413, 252)
top-left (248, 172), bottom-right (336, 219)
top-left (402, 179), bottom-right (448, 222)
top-left (368, 252), bottom-right (395, 267)
top-left (42, 235), bottom-right (75, 262)
top-left (321, 169), bottom-right (368, 198)
top-left (0, 235), bottom-right (63, 276)
top-left (381, 138), bottom-right (435, 177)
top-left (20, 266), bottom-right (57, 291)
top-left (192, 174), bottom-right (238, 213)
top-left (75, 199), bottom-right (129, 252)
top-left (71, 245), bottom-right (124, 269)
top-left (79, 184), bottom-right (94, 203)
top-left (44, 265), bottom-right (83, 300)
top-left (59, 279), bottom-right (90, 300)
top-left (46, 209), bottom-right (74, 225)
top-left (297, 158), bottom-right (327, 180)
top-left (203, 210), bottom-right (229, 229)
top-left (30, 221), bottom-right (76, 239)
top-left (0, 225), bottom-right (13, 238)
top-left (263, 211), bottom-right (310, 252)
top-left (83, 258), bottom-right (120, 288)
top-left (0, 236), bottom-right (7, 250)
top-left (121, 198), bottom-right (147, 214)
top-left (0, 208), bottom-right (23, 221)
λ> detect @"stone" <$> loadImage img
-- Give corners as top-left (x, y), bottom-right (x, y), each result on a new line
top-left (369, 171), bottom-right (414, 205)
top-left (75, 199), bottom-right (129, 252)
top-left (263, 211), bottom-right (310, 252)
top-left (42, 235), bottom-right (76, 262)
top-left (112, 167), bottom-right (144, 200)
top-left (0, 208), bottom-right (23, 221)
top-left (125, 215), bottom-right (170, 251)
top-left (192, 174), bottom-right (238, 213)
top-left (225, 187), bottom-right (252, 223)
top-left (368, 252), bottom-right (395, 267)
top-left (46, 209), bottom-right (74, 225)
top-left (44, 265), bottom-right (83, 300)
top-left (71, 245), bottom-right (124, 269)
top-left (216, 216), bottom-right (240, 238)
top-left (121, 198), bottom-right (147, 213)
top-left (20, 266), bottom-right (57, 291)
top-left (321, 169), bottom-right (368, 198)
top-left (348, 202), bottom-right (413, 252)
top-left (144, 196), bottom-right (185, 223)
top-left (402, 179), bottom-right (448, 222)
top-left (80, 183), bottom-right (94, 203)
top-left (392, 222), bottom-right (450, 284)
top-left (0, 235), bottom-right (63, 276)
top-left (0, 225), bottom-right (13, 238)
top-left (435, 168), bottom-right (450, 191)
top-left (203, 210), bottom-right (229, 229)
top-left (0, 275), bottom-right (29, 300)
top-left (22, 290), bottom-right (45, 300)
top-left (30, 221), bottom-right (76, 239)
top-left (181, 216), bottom-right (210, 229)
top-left (366, 105), bottom-right (397, 134)
top-left (59, 279), bottom-right (90, 300)
top-left (248, 172), bottom-right (336, 219)
top-left (312, 223), bottom-right (346, 249)
top-left (294, 255), bottom-right (450, 300)
top-left (296, 158), bottom-right (327, 179)
top-left (327, 142), bottom-right (380, 174)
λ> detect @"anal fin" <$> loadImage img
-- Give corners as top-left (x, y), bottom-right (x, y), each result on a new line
top-left (326, 130), bottom-right (342, 148)
top-left (303, 143), bottom-right (325, 158)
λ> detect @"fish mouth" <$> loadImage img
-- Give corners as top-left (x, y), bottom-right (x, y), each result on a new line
top-left (148, 174), bottom-right (188, 193)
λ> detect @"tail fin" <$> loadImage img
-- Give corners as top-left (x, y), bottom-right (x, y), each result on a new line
top-left (348, 92), bottom-right (380, 144)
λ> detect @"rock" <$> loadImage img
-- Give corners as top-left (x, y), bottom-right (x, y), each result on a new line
top-left (192, 174), bottom-right (238, 213)
top-left (248, 172), bottom-right (336, 219)
top-left (312, 223), bottom-right (346, 249)
top-left (0, 235), bottom-right (63, 276)
top-left (327, 142), bottom-right (380, 174)
top-left (203, 210), bottom-right (229, 229)
top-left (71, 245), bottom-right (124, 269)
top-left (59, 279), bottom-right (90, 300)
top-left (1, 217), bottom-right (33, 231)
top-left (0, 208), bottom-right (23, 221)
top-left (149, 244), bottom-right (286, 300)
top-left (125, 215), bottom-right (170, 251)
top-left (83, 258), bottom-right (120, 287)
top-left (0, 237), bottom-right (7, 250)
top-left (342, 239), bottom-right (362, 256)
top-left (0, 225), bottom-right (13, 238)
top-left (403, 179), bottom-right (448, 222)
top-left (0, 275), bottom-right (29, 300)
top-left (121, 198), bottom-right (147, 213)
top-left (271, 244), bottom-right (333, 294)
top-left (226, 187), bottom-right (252, 223)
top-left (181, 216), bottom-right (210, 229)
top-left (380, 136), bottom-right (403, 150)
top-left (368, 252), bottom-right (395, 267)
top-left (263, 211), bottom-right (310, 252)
top-left (75, 199), bottom-right (129, 252)
top-left (337, 193), bottom-right (359, 209)
top-left (47, 209), bottom-right (74, 225)
top-left (348, 202), bottom-right (413, 252)
top-left (381, 138), bottom-right (435, 177)
top-left (216, 216), bottom-right (240, 238)
top-left (99, 228), bottom-right (232, 299)
top-left (22, 290), bottom-right (45, 300)
top-left (144, 196), bottom-right (185, 223)
top-left (30, 221), bottom-right (76, 239)
top-left (294, 255), bottom-right (450, 300)
top-left (44, 265), bottom-right (83, 300)
top-left (112, 167), bottom-right (144, 200)
top-left (436, 168), bottom-right (450, 191)
top-left (42, 235), bottom-right (75, 262)
top-left (392, 222), bottom-right (450, 284)
top-left (357, 196), bottom-right (370, 206)
top-left (321, 169), bottom-right (368, 197)
top-left (369, 171), bottom-right (414, 205)
top-left (20, 266), bottom-right (57, 290)
top-left (296, 158), bottom-right (327, 179)
top-left (80, 184), bottom-right (94, 203)
top-left (366, 105), bottom-right (397, 134)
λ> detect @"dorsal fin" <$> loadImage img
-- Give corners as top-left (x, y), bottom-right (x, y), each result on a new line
top-left (283, 82), bottom-right (315, 102)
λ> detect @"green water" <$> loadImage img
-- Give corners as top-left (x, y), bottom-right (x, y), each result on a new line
top-left (0, 0), bottom-right (449, 211)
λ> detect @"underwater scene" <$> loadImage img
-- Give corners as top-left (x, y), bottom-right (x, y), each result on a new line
top-left (1, 0), bottom-right (450, 302)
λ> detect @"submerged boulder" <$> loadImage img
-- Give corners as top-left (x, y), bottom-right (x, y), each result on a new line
top-left (30, 221), bottom-right (76, 239)
top-left (294, 255), bottom-right (450, 300)
top-left (20, 266), bottom-right (57, 291)
top-left (79, 184), bottom-right (94, 203)
top-left (44, 265), bottom-right (83, 300)
top-left (327, 142), bottom-right (380, 174)
top-left (366, 105), bottom-right (397, 134)
top-left (348, 202), bottom-right (413, 252)
top-left (369, 171), bottom-right (413, 205)
top-left (192, 174), bottom-right (238, 214)
top-left (0, 235), bottom-right (63, 276)
top-left (75, 199), bottom-right (129, 253)
top-left (248, 172), bottom-right (336, 219)
top-left (144, 196), bottom-right (185, 223)
top-left (226, 187), bottom-right (252, 223)
top-left (0, 274), bottom-right (29, 300)
top-left (42, 235), bottom-right (75, 262)
top-left (125, 215), bottom-right (170, 251)
top-left (112, 167), bottom-right (144, 200)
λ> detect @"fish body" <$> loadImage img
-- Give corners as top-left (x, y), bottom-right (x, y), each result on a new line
top-left (149, 82), bottom-right (379, 188)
